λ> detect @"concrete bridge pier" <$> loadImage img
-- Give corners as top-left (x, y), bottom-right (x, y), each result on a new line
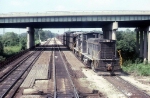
top-left (139, 30), bottom-right (143, 58)
top-left (27, 27), bottom-right (35, 49)
top-left (112, 30), bottom-right (117, 40)
top-left (102, 22), bottom-right (118, 40)
top-left (109, 31), bottom-right (112, 39)
top-left (148, 30), bottom-right (150, 63)
top-left (102, 22), bottom-right (118, 56)
top-left (143, 31), bottom-right (148, 64)
top-left (135, 28), bottom-right (139, 54)
top-left (138, 27), bottom-right (149, 63)
top-left (103, 30), bottom-right (110, 39)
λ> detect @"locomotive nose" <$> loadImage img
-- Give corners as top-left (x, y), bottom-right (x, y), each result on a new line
top-left (106, 64), bottom-right (112, 71)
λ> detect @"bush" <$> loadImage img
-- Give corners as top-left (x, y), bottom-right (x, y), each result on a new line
top-left (0, 56), bottom-right (5, 62)
top-left (4, 46), bottom-right (21, 55)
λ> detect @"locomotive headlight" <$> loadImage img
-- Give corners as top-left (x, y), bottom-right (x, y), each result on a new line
top-left (106, 64), bottom-right (112, 71)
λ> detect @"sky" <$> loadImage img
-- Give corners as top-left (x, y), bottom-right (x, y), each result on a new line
top-left (1, 0), bottom-right (150, 34)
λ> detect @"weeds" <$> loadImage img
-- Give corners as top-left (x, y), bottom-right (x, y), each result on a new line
top-left (4, 46), bottom-right (21, 55)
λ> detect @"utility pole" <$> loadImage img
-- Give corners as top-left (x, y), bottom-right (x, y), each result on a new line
top-left (38, 28), bottom-right (42, 43)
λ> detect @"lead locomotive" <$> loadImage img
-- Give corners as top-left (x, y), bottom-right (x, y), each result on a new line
top-left (57, 31), bottom-right (121, 73)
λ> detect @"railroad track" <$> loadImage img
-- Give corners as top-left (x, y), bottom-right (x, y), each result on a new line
top-left (53, 38), bottom-right (79, 98)
top-left (103, 75), bottom-right (150, 98)
top-left (0, 39), bottom-right (51, 98)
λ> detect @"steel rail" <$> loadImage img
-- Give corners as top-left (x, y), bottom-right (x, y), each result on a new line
top-left (103, 76), bottom-right (150, 98)
top-left (1, 49), bottom-right (43, 98)
top-left (0, 39), bottom-right (51, 98)
top-left (54, 38), bottom-right (79, 98)
top-left (0, 39), bottom-right (50, 82)
top-left (0, 51), bottom-right (35, 82)
top-left (53, 39), bottom-right (57, 98)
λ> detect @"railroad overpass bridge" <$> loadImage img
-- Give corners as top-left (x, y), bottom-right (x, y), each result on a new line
top-left (0, 10), bottom-right (150, 62)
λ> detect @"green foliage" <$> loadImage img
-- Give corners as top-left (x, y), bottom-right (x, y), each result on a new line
top-left (0, 56), bottom-right (5, 61)
top-left (116, 29), bottom-right (136, 60)
top-left (1, 32), bottom-right (24, 57)
top-left (122, 59), bottom-right (133, 66)
top-left (116, 29), bottom-right (150, 76)
top-left (0, 35), bottom-right (2, 42)
top-left (35, 40), bottom-right (40, 45)
top-left (2, 32), bottom-right (19, 47)
top-left (0, 40), bottom-right (4, 54)
top-left (0, 29), bottom-right (57, 61)
top-left (0, 35), bottom-right (5, 62)
top-left (122, 62), bottom-right (150, 76)
top-left (19, 33), bottom-right (27, 50)
top-left (34, 29), bottom-right (57, 41)
top-left (4, 46), bottom-right (21, 55)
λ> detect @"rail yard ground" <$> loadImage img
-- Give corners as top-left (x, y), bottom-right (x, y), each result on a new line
top-left (1, 38), bottom-right (150, 98)
top-left (62, 40), bottom-right (150, 97)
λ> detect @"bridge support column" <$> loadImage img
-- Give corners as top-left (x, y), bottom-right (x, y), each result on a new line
top-left (102, 22), bottom-right (118, 56)
top-left (143, 31), bottom-right (148, 64)
top-left (104, 30), bottom-right (116, 40)
top-left (135, 28), bottom-right (139, 54)
top-left (112, 30), bottom-right (116, 40)
top-left (109, 31), bottom-right (112, 39)
top-left (102, 22), bottom-right (118, 40)
top-left (27, 27), bottom-right (35, 49)
top-left (103, 30), bottom-right (108, 39)
top-left (139, 30), bottom-right (143, 58)
top-left (148, 30), bottom-right (150, 63)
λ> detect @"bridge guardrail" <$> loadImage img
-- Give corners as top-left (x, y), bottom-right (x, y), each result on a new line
top-left (1, 10), bottom-right (150, 17)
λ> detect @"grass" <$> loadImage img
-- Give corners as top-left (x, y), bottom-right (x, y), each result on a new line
top-left (122, 61), bottom-right (150, 76)
top-left (4, 46), bottom-right (22, 56)
top-left (35, 40), bottom-right (40, 45)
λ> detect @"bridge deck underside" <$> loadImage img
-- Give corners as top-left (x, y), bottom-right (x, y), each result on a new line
top-left (0, 21), bottom-right (150, 28)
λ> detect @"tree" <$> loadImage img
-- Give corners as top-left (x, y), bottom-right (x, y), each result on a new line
top-left (116, 29), bottom-right (136, 60)
top-left (19, 33), bottom-right (27, 50)
top-left (0, 41), bottom-right (3, 54)
top-left (0, 40), bottom-right (5, 62)
top-left (2, 32), bottom-right (19, 47)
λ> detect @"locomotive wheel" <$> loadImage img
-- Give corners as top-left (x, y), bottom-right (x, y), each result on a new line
top-left (91, 62), bottom-right (97, 72)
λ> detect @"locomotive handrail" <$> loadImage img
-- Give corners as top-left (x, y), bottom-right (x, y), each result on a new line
top-left (118, 50), bottom-right (122, 67)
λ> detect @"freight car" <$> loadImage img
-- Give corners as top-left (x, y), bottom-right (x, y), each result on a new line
top-left (57, 31), bottom-right (121, 73)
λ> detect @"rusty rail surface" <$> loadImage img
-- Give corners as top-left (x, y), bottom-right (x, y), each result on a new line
top-left (53, 38), bottom-right (79, 98)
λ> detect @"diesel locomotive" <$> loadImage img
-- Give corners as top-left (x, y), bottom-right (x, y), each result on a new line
top-left (57, 31), bottom-right (121, 73)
